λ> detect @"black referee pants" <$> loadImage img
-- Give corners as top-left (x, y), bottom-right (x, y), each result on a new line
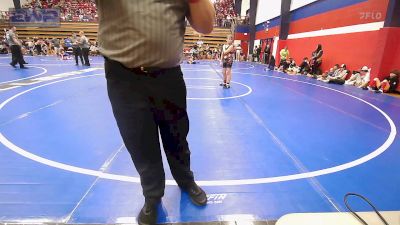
top-left (82, 47), bottom-right (90, 66)
top-left (104, 58), bottom-right (194, 199)
top-left (73, 47), bottom-right (84, 65)
top-left (10, 45), bottom-right (24, 67)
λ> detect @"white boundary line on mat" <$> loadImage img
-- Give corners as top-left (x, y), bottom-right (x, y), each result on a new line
top-left (0, 73), bottom-right (396, 186)
top-left (0, 65), bottom-right (47, 84)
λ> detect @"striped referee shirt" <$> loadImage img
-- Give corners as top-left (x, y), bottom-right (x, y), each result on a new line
top-left (95, 0), bottom-right (189, 68)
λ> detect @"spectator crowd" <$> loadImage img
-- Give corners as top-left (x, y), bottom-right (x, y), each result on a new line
top-left (22, 0), bottom-right (97, 22)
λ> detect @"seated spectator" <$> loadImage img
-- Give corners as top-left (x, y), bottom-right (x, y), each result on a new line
top-left (285, 58), bottom-right (297, 74)
top-left (317, 64), bottom-right (339, 81)
top-left (278, 58), bottom-right (291, 72)
top-left (89, 42), bottom-right (99, 55)
top-left (345, 66), bottom-right (370, 88)
top-left (187, 55), bottom-right (197, 64)
top-left (298, 57), bottom-right (311, 75)
top-left (369, 70), bottom-right (399, 93)
top-left (323, 64), bottom-right (348, 84)
top-left (24, 0), bottom-right (97, 22)
top-left (190, 45), bottom-right (199, 60)
top-left (41, 41), bottom-right (48, 55)
top-left (214, 0), bottom-right (236, 27)
top-left (0, 42), bottom-right (8, 54)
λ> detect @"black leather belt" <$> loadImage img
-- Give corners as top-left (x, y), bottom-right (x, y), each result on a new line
top-left (129, 66), bottom-right (160, 75)
top-left (128, 66), bottom-right (179, 76)
top-left (104, 57), bottom-right (180, 78)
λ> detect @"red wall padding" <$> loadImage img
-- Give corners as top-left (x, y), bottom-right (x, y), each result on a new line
top-left (371, 27), bottom-right (400, 91)
top-left (289, 0), bottom-right (389, 35)
top-left (255, 26), bottom-right (280, 40)
top-left (281, 30), bottom-right (381, 74)
top-left (241, 40), bottom-right (249, 57)
top-left (234, 33), bottom-right (249, 41)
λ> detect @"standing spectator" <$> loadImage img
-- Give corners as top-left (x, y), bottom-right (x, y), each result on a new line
top-left (280, 46), bottom-right (289, 66)
top-left (263, 43), bottom-right (271, 64)
top-left (310, 44), bottom-right (323, 75)
top-left (96, 0), bottom-right (214, 224)
top-left (268, 56), bottom-right (276, 70)
top-left (6, 26), bottom-right (26, 69)
top-left (79, 31), bottom-right (90, 66)
top-left (235, 44), bottom-right (242, 61)
top-left (256, 45), bottom-right (262, 63)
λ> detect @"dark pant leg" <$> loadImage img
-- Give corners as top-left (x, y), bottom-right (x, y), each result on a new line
top-left (16, 46), bottom-right (24, 66)
top-left (73, 48), bottom-right (79, 64)
top-left (82, 48), bottom-right (90, 65)
top-left (10, 45), bottom-right (18, 66)
top-left (11, 45), bottom-right (24, 67)
top-left (154, 69), bottom-right (194, 187)
top-left (75, 47), bottom-right (84, 65)
top-left (105, 59), bottom-right (166, 199)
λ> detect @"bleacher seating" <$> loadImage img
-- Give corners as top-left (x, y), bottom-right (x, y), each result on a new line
top-left (0, 22), bottom-right (232, 49)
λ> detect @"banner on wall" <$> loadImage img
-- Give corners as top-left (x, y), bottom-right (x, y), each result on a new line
top-left (9, 8), bottom-right (60, 27)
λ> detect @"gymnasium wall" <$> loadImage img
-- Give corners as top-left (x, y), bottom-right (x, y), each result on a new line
top-left (284, 0), bottom-right (389, 74)
top-left (236, 0), bottom-right (397, 79)
top-left (290, 0), bottom-right (319, 11)
top-left (255, 0), bottom-right (282, 25)
top-left (0, 0), bottom-right (14, 11)
top-left (241, 0), bottom-right (250, 16)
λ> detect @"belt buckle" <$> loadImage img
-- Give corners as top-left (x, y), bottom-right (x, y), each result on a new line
top-left (140, 67), bottom-right (148, 73)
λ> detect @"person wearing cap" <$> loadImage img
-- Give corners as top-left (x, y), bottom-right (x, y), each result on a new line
top-left (323, 64), bottom-right (348, 84)
top-left (357, 66), bottom-right (371, 88)
top-left (369, 70), bottom-right (399, 93)
top-left (95, 0), bottom-right (215, 224)
top-left (345, 66), bottom-right (370, 87)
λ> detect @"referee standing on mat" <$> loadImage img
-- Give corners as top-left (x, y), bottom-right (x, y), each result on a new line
top-left (7, 26), bottom-right (27, 69)
top-left (71, 33), bottom-right (84, 66)
top-left (95, 0), bottom-right (215, 224)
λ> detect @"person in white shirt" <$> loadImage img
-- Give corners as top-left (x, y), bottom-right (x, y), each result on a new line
top-left (345, 66), bottom-right (370, 87)
top-left (235, 44), bottom-right (242, 61)
top-left (358, 66), bottom-right (371, 89)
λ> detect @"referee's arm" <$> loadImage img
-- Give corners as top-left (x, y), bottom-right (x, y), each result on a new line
top-left (187, 0), bottom-right (215, 34)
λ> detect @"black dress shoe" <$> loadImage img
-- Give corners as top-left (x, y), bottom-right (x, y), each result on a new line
top-left (137, 198), bottom-right (160, 225)
top-left (181, 182), bottom-right (207, 206)
top-left (10, 63), bottom-right (16, 68)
